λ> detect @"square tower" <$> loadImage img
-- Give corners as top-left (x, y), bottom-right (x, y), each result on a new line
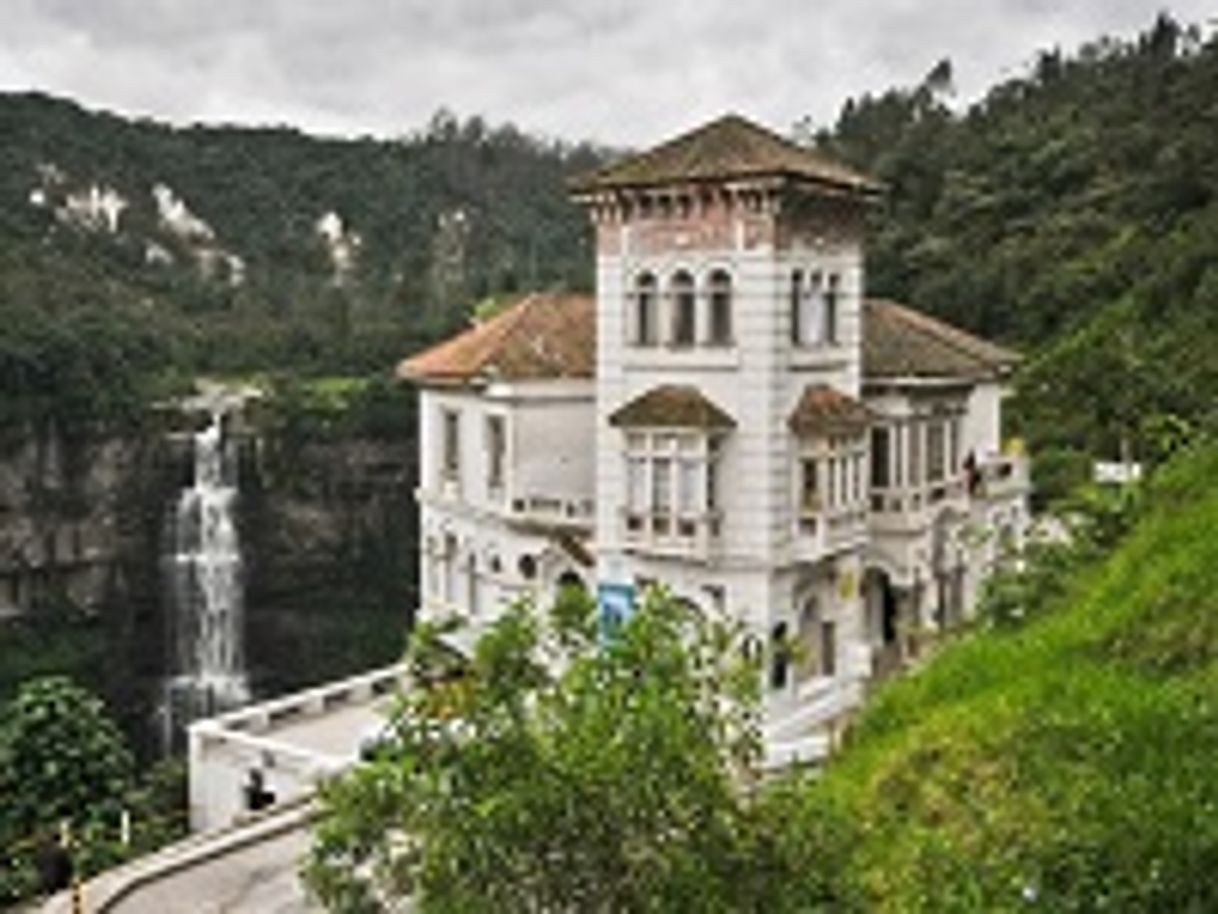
top-left (571, 116), bottom-right (882, 710)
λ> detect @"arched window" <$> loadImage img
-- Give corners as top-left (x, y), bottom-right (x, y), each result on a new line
top-left (670, 271), bottom-right (696, 347)
top-left (632, 272), bottom-right (658, 346)
top-left (556, 569), bottom-right (586, 595)
top-left (707, 269), bottom-right (733, 345)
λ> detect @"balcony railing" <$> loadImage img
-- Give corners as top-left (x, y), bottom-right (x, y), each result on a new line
top-left (509, 493), bottom-right (595, 527)
top-left (622, 508), bottom-right (722, 556)
top-left (794, 504), bottom-right (867, 559)
top-left (868, 476), bottom-right (969, 534)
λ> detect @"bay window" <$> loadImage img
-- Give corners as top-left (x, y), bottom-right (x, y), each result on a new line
top-left (623, 431), bottom-right (723, 542)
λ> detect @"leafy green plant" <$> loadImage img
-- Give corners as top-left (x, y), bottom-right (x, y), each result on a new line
top-left (305, 590), bottom-right (826, 913)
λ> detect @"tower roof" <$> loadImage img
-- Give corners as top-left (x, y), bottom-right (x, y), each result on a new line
top-left (570, 114), bottom-right (881, 196)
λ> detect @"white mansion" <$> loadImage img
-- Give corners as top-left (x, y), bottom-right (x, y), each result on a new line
top-left (400, 115), bottom-right (1029, 740)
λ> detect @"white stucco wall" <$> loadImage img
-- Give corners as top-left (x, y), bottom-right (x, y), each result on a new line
top-left (964, 380), bottom-right (1007, 458)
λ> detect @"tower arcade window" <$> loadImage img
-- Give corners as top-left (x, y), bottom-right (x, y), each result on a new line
top-left (823, 273), bottom-right (840, 344)
top-left (707, 269), bottom-right (733, 345)
top-left (632, 272), bottom-right (658, 346)
top-left (790, 269), bottom-right (803, 344)
top-left (795, 271), bottom-right (823, 347)
top-left (670, 271), bottom-right (696, 347)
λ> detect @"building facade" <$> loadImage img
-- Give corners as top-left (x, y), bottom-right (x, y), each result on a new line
top-left (399, 115), bottom-right (1029, 745)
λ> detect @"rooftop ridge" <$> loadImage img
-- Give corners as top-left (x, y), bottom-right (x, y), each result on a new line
top-left (570, 113), bottom-right (881, 196)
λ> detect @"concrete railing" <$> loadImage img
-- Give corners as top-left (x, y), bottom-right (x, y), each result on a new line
top-left (197, 662), bottom-right (407, 737)
top-left (188, 663), bottom-right (408, 832)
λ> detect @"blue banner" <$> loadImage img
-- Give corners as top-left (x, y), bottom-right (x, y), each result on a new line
top-left (597, 582), bottom-right (636, 642)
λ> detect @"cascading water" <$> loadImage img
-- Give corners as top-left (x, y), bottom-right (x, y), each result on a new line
top-left (162, 402), bottom-right (248, 747)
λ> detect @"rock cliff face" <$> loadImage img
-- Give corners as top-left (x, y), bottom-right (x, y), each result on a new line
top-left (0, 423), bottom-right (170, 621)
top-left (243, 433), bottom-right (417, 695)
top-left (0, 415), bottom-right (417, 751)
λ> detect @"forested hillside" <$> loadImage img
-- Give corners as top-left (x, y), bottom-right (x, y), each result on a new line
top-left (4, 13), bottom-right (1215, 475)
top-left (819, 14), bottom-right (1218, 486)
top-left (0, 95), bottom-right (603, 425)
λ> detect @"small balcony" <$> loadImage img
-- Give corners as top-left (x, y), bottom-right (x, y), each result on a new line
top-left (794, 503), bottom-right (868, 560)
top-left (509, 493), bottom-right (595, 530)
top-left (621, 508), bottom-right (723, 558)
top-left (868, 476), bottom-right (969, 534)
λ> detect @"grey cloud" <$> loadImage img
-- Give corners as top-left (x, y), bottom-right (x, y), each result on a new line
top-left (1, 0), bottom-right (1212, 145)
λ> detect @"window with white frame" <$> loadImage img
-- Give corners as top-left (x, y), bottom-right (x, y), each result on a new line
top-left (871, 426), bottom-right (892, 489)
top-left (949, 415), bottom-right (962, 474)
top-left (485, 414), bottom-right (505, 493)
top-left (908, 420), bottom-right (923, 487)
top-left (707, 269), bottom-right (733, 345)
top-left (790, 269), bottom-right (804, 344)
top-left (824, 273), bottom-right (841, 344)
top-left (623, 431), bottom-right (722, 540)
top-left (795, 433), bottom-right (868, 533)
top-left (441, 408), bottom-right (460, 481)
top-left (800, 458), bottom-right (819, 515)
top-left (927, 420), bottom-right (946, 484)
top-left (632, 272), bottom-right (659, 346)
top-left (794, 270), bottom-right (825, 347)
top-left (670, 271), bottom-right (696, 347)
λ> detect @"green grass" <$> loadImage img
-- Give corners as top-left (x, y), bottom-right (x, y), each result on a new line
top-left (795, 444), bottom-right (1218, 912)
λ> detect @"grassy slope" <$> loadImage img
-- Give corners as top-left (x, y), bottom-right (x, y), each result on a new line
top-left (797, 444), bottom-right (1218, 912)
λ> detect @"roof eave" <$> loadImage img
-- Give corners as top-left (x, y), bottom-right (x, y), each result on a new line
top-left (570, 170), bottom-right (883, 202)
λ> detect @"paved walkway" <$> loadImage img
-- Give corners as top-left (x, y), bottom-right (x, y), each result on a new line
top-left (107, 826), bottom-right (317, 914)
top-left (264, 697), bottom-right (391, 759)
top-left (41, 804), bottom-right (324, 914)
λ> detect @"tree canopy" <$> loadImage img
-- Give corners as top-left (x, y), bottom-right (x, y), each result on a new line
top-left (814, 14), bottom-right (1218, 483)
top-left (305, 590), bottom-right (830, 913)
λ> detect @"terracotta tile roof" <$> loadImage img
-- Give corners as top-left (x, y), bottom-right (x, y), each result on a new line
top-left (397, 292), bottom-right (595, 384)
top-left (788, 384), bottom-right (872, 436)
top-left (397, 292), bottom-right (1018, 388)
top-left (608, 385), bottom-right (736, 430)
top-left (570, 114), bottom-right (881, 196)
top-left (863, 299), bottom-right (1020, 382)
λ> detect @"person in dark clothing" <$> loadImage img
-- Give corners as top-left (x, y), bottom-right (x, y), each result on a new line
top-left (34, 831), bottom-right (73, 895)
top-left (244, 769), bottom-right (276, 812)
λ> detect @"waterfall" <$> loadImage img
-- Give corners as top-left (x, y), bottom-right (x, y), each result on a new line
top-left (162, 403), bottom-right (248, 746)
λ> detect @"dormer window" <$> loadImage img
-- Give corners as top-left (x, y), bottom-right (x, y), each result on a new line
top-left (670, 271), bottom-right (696, 347)
top-left (632, 272), bottom-right (658, 346)
top-left (707, 269), bottom-right (733, 346)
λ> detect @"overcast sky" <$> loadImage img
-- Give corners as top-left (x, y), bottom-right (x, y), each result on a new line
top-left (0, 1), bottom-right (1212, 146)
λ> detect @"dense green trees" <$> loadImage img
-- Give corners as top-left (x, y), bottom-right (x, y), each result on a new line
top-left (0, 677), bottom-right (189, 903)
top-left (305, 591), bottom-right (827, 913)
top-left (0, 94), bottom-right (607, 426)
top-left (817, 14), bottom-right (1218, 473)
